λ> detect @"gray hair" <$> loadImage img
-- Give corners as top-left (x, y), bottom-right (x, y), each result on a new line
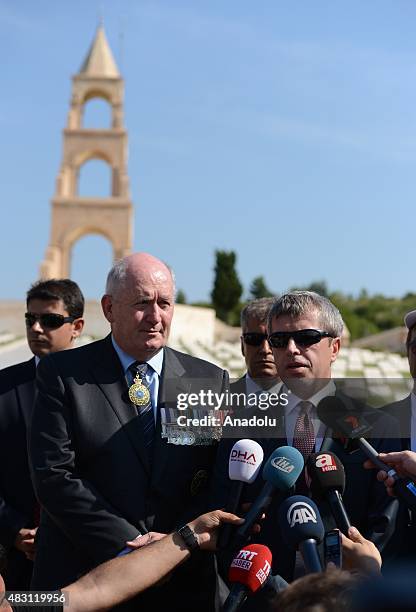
top-left (267, 291), bottom-right (344, 337)
top-left (105, 258), bottom-right (176, 296)
top-left (240, 297), bottom-right (275, 330)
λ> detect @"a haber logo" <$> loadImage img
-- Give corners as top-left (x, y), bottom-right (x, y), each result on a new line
top-left (231, 450), bottom-right (257, 465)
top-left (230, 548), bottom-right (258, 571)
top-left (271, 456), bottom-right (294, 473)
top-left (315, 453), bottom-right (337, 472)
top-left (287, 502), bottom-right (317, 527)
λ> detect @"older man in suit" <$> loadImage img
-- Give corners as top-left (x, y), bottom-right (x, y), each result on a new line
top-left (0, 279), bottom-right (84, 590)
top-left (212, 291), bottom-right (400, 582)
top-left (29, 253), bottom-right (228, 612)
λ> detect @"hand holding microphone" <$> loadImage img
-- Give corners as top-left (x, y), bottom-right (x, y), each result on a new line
top-left (364, 450), bottom-right (416, 497)
top-left (317, 396), bottom-right (416, 511)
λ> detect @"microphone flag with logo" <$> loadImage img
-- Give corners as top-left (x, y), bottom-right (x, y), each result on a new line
top-left (278, 495), bottom-right (324, 573)
top-left (223, 543), bottom-right (272, 612)
top-left (218, 439), bottom-right (264, 550)
top-left (306, 451), bottom-right (351, 534)
top-left (233, 446), bottom-right (304, 546)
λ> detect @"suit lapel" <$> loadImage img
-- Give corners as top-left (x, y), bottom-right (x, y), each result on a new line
top-left (16, 358), bottom-right (36, 429)
top-left (90, 336), bottom-right (151, 476)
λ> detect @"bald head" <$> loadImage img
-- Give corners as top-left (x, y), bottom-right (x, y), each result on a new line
top-left (102, 252), bottom-right (175, 360)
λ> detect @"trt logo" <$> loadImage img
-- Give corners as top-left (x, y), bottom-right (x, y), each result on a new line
top-left (231, 450), bottom-right (256, 463)
top-left (315, 453), bottom-right (337, 472)
top-left (271, 456), bottom-right (294, 473)
top-left (287, 502), bottom-right (317, 527)
top-left (255, 559), bottom-right (271, 585)
top-left (230, 548), bottom-right (258, 571)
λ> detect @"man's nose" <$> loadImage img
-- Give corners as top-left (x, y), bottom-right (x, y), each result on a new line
top-left (286, 337), bottom-right (300, 354)
top-left (30, 319), bottom-right (44, 332)
top-left (258, 338), bottom-right (273, 355)
top-left (146, 302), bottom-right (162, 323)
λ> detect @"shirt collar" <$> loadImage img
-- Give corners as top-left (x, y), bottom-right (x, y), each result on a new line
top-left (284, 380), bottom-right (336, 416)
top-left (245, 373), bottom-right (282, 395)
top-left (111, 335), bottom-right (164, 376)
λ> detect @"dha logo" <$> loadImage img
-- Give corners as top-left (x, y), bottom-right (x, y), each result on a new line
top-left (315, 453), bottom-right (337, 472)
top-left (287, 502), bottom-right (317, 527)
top-left (271, 456), bottom-right (294, 473)
top-left (231, 450), bottom-right (257, 464)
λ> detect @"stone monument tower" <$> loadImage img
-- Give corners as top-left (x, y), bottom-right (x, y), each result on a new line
top-left (40, 26), bottom-right (133, 279)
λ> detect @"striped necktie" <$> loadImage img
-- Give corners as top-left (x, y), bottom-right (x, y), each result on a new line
top-left (293, 401), bottom-right (316, 495)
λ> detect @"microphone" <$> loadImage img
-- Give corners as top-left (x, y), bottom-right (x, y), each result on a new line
top-left (218, 439), bottom-right (264, 549)
top-left (233, 446), bottom-right (304, 547)
top-left (223, 543), bottom-right (272, 612)
top-left (278, 495), bottom-right (324, 573)
top-left (317, 396), bottom-right (416, 511)
top-left (306, 451), bottom-right (351, 535)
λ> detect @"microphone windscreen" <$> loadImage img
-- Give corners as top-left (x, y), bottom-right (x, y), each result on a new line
top-left (306, 452), bottom-right (346, 497)
top-left (278, 495), bottom-right (325, 548)
top-left (262, 446), bottom-right (304, 490)
top-left (228, 543), bottom-right (272, 594)
top-left (317, 396), bottom-right (371, 438)
top-left (228, 439), bottom-right (264, 483)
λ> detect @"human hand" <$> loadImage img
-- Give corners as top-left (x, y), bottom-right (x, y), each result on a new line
top-left (341, 526), bottom-right (381, 575)
top-left (14, 528), bottom-right (37, 556)
top-left (188, 509), bottom-right (244, 551)
top-left (125, 532), bottom-right (167, 549)
top-left (364, 450), bottom-right (416, 496)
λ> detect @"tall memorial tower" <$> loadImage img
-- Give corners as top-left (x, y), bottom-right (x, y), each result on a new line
top-left (40, 25), bottom-right (133, 279)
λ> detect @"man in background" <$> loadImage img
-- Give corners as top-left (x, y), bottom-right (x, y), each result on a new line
top-left (0, 279), bottom-right (84, 589)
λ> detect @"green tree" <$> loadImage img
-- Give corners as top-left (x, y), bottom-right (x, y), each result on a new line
top-left (249, 276), bottom-right (273, 300)
top-left (176, 289), bottom-right (187, 304)
top-left (211, 250), bottom-right (243, 324)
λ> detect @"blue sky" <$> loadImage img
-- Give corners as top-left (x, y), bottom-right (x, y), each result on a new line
top-left (1, 1), bottom-right (416, 301)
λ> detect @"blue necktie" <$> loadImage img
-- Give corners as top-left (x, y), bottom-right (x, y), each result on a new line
top-left (129, 362), bottom-right (155, 458)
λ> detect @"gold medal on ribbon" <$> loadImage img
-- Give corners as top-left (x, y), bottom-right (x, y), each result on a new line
top-left (128, 373), bottom-right (150, 406)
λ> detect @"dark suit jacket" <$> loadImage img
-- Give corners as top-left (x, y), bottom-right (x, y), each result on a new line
top-left (211, 380), bottom-right (401, 581)
top-left (0, 357), bottom-right (37, 589)
top-left (382, 395), bottom-right (416, 561)
top-left (29, 336), bottom-right (228, 611)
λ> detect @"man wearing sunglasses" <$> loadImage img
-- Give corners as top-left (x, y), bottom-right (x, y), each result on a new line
top-left (0, 279), bottom-right (84, 591)
top-left (213, 291), bottom-right (399, 581)
top-left (238, 297), bottom-right (279, 393)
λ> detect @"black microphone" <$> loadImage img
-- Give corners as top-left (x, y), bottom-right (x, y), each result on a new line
top-left (278, 495), bottom-right (324, 573)
top-left (317, 396), bottom-right (416, 511)
top-left (218, 439), bottom-right (264, 550)
top-left (223, 543), bottom-right (272, 612)
top-left (232, 446), bottom-right (304, 548)
top-left (306, 451), bottom-right (351, 535)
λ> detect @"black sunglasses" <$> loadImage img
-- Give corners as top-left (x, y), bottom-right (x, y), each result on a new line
top-left (268, 329), bottom-right (335, 349)
top-left (242, 332), bottom-right (269, 346)
top-left (25, 312), bottom-right (76, 330)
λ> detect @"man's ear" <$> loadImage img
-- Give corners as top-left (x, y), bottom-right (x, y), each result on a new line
top-left (330, 337), bottom-right (341, 363)
top-left (101, 294), bottom-right (114, 323)
top-left (72, 318), bottom-right (84, 339)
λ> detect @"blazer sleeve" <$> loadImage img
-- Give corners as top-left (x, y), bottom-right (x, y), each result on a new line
top-left (28, 356), bottom-right (140, 564)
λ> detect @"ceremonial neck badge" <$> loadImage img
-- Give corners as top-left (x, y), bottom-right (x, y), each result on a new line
top-left (128, 372), bottom-right (150, 407)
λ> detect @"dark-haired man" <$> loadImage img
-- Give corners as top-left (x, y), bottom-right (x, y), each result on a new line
top-left (0, 279), bottom-right (84, 589)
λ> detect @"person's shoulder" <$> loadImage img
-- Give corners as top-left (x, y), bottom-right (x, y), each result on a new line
top-left (0, 357), bottom-right (35, 393)
top-left (165, 346), bottom-right (226, 375)
top-left (39, 337), bottom-right (110, 373)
